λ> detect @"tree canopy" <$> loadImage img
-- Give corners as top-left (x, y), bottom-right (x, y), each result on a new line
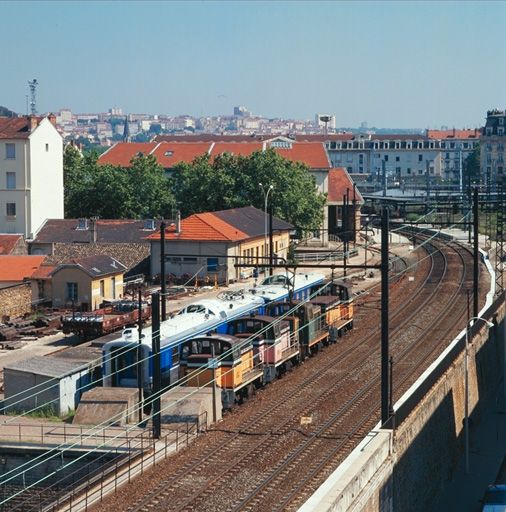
top-left (64, 146), bottom-right (326, 230)
top-left (171, 149), bottom-right (326, 230)
top-left (63, 145), bottom-right (175, 219)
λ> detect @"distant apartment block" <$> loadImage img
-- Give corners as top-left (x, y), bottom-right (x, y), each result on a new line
top-left (320, 130), bottom-right (479, 181)
top-left (0, 115), bottom-right (63, 238)
top-left (481, 109), bottom-right (506, 188)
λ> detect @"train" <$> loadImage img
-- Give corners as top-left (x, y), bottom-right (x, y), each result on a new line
top-left (102, 272), bottom-right (326, 394)
top-left (180, 278), bottom-right (354, 409)
top-left (62, 300), bottom-right (151, 338)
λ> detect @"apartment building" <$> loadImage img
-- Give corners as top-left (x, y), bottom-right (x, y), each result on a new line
top-left (315, 131), bottom-right (479, 182)
top-left (0, 115), bottom-right (63, 238)
top-left (480, 109), bottom-right (506, 188)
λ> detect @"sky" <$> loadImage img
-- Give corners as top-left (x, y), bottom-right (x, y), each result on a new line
top-left (1, 1), bottom-right (505, 128)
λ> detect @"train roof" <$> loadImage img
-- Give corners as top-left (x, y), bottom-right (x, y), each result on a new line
top-left (184, 334), bottom-right (242, 346)
top-left (310, 296), bottom-right (341, 305)
top-left (229, 314), bottom-right (276, 324)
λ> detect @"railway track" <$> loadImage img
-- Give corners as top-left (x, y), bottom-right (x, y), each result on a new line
top-left (92, 236), bottom-right (482, 512)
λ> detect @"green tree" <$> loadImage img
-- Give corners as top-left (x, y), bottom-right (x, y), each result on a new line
top-left (171, 149), bottom-right (326, 230)
top-left (464, 143), bottom-right (481, 185)
top-left (63, 149), bottom-right (174, 219)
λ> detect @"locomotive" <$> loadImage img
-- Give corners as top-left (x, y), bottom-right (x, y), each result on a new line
top-left (179, 279), bottom-right (354, 409)
top-left (102, 272), bottom-right (325, 394)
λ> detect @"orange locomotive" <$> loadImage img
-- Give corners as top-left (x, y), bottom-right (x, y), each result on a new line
top-left (180, 334), bottom-right (263, 409)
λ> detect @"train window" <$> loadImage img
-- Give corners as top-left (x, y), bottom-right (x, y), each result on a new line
top-left (182, 345), bottom-right (189, 359)
top-left (186, 305), bottom-right (206, 314)
top-left (172, 346), bottom-right (180, 364)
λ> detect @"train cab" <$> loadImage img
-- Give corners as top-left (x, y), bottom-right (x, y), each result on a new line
top-left (264, 300), bottom-right (326, 358)
top-left (179, 334), bottom-right (263, 409)
top-left (226, 315), bottom-right (296, 383)
top-left (309, 280), bottom-right (354, 340)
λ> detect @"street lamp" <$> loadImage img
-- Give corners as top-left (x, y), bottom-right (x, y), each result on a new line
top-left (259, 183), bottom-right (274, 271)
top-left (464, 316), bottom-right (494, 474)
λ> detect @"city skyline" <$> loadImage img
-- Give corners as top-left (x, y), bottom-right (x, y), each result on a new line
top-left (1, 1), bottom-right (504, 128)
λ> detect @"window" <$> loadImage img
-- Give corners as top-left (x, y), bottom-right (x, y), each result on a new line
top-left (6, 172), bottom-right (15, 189)
top-left (395, 156), bottom-right (400, 162)
top-left (111, 276), bottom-right (116, 299)
top-left (45, 143), bottom-right (49, 152)
top-left (418, 154), bottom-right (423, 162)
top-left (183, 257), bottom-right (197, 263)
top-left (407, 168), bottom-right (411, 174)
top-left (100, 280), bottom-right (105, 297)
top-left (499, 128), bottom-right (504, 136)
top-left (5, 143), bottom-right (15, 159)
top-left (500, 118), bottom-right (504, 125)
top-left (207, 257), bottom-right (218, 272)
top-left (384, 155), bottom-right (389, 162)
top-left (6, 203), bottom-right (16, 217)
top-left (66, 282), bottom-right (78, 302)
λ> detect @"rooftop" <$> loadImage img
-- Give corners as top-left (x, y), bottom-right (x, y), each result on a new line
top-left (0, 255), bottom-right (46, 281)
top-left (57, 255), bottom-right (126, 278)
top-left (98, 140), bottom-right (331, 170)
top-left (0, 116), bottom-right (42, 140)
top-left (33, 219), bottom-right (164, 244)
top-left (0, 235), bottom-right (23, 255)
top-left (327, 168), bottom-right (364, 203)
top-left (5, 356), bottom-right (86, 379)
top-left (147, 206), bottom-right (293, 242)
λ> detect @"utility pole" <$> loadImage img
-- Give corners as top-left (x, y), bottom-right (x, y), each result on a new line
top-left (137, 289), bottom-right (143, 424)
top-left (473, 188), bottom-right (479, 318)
top-left (382, 160), bottom-right (387, 198)
top-left (160, 221), bottom-right (167, 321)
top-left (269, 200), bottom-right (274, 276)
top-left (342, 193), bottom-right (348, 278)
top-left (151, 292), bottom-right (161, 438)
top-left (381, 207), bottom-right (390, 425)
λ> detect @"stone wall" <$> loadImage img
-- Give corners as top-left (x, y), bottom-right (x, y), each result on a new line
top-left (44, 243), bottom-right (150, 276)
top-left (302, 296), bottom-right (506, 512)
top-left (0, 283), bottom-right (32, 320)
top-left (370, 298), bottom-right (505, 512)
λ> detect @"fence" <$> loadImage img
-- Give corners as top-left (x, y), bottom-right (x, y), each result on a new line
top-left (1, 412), bottom-right (208, 512)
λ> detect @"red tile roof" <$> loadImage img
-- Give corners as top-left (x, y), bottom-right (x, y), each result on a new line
top-left (98, 142), bottom-right (158, 167)
top-left (147, 212), bottom-right (248, 242)
top-left (0, 256), bottom-right (46, 281)
top-left (31, 265), bottom-right (56, 279)
top-left (426, 129), bottom-right (480, 140)
top-left (151, 142), bottom-right (212, 167)
top-left (274, 142), bottom-right (330, 169)
top-left (0, 235), bottom-right (23, 255)
top-left (99, 141), bottom-right (331, 170)
top-left (210, 142), bottom-right (263, 157)
top-left (0, 116), bottom-right (42, 140)
top-left (327, 168), bottom-right (364, 204)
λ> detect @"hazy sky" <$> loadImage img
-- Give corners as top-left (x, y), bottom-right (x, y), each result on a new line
top-left (2, 1), bottom-right (504, 128)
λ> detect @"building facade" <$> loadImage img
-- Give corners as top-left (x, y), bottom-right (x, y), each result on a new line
top-left (480, 109), bottom-right (506, 188)
top-left (321, 131), bottom-right (479, 182)
top-left (148, 206), bottom-right (293, 284)
top-left (0, 116), bottom-right (63, 238)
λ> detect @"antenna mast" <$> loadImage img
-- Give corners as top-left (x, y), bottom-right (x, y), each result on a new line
top-left (28, 79), bottom-right (38, 115)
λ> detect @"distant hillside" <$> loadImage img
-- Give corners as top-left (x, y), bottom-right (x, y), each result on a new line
top-left (0, 106), bottom-right (17, 117)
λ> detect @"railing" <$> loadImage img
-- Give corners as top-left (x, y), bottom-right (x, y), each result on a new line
top-left (295, 249), bottom-right (359, 263)
top-left (1, 412), bottom-right (208, 512)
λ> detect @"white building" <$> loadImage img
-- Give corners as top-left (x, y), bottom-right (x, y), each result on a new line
top-left (321, 131), bottom-right (479, 181)
top-left (481, 110), bottom-right (506, 187)
top-left (0, 115), bottom-right (64, 238)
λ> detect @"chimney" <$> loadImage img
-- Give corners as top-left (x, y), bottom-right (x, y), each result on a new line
top-left (176, 211), bottom-right (181, 234)
top-left (452, 127), bottom-right (456, 137)
top-left (90, 217), bottom-right (98, 243)
top-left (28, 115), bottom-right (38, 132)
top-left (48, 113), bottom-right (56, 126)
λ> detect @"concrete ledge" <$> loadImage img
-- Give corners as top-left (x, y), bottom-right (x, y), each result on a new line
top-left (298, 430), bottom-right (392, 512)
